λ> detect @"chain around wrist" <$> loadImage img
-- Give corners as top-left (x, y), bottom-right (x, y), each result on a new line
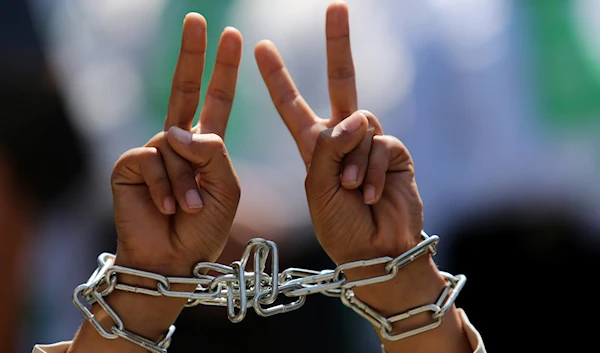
top-left (73, 232), bottom-right (466, 352)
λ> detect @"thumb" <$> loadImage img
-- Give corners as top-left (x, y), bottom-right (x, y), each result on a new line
top-left (306, 111), bottom-right (368, 198)
top-left (166, 126), bottom-right (240, 197)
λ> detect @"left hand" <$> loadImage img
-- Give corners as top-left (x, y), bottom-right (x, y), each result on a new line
top-left (254, 2), bottom-right (422, 269)
top-left (255, 3), bottom-right (472, 352)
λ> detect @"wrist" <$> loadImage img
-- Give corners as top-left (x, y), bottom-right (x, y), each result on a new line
top-left (345, 254), bottom-right (472, 353)
top-left (103, 273), bottom-right (192, 340)
top-left (348, 254), bottom-right (446, 316)
top-left (69, 260), bottom-right (197, 353)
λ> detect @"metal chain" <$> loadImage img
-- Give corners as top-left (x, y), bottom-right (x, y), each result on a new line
top-left (73, 231), bottom-right (466, 353)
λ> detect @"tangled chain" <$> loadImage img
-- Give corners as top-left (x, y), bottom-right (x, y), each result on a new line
top-left (73, 231), bottom-right (465, 353)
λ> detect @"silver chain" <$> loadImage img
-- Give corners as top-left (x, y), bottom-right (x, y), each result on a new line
top-left (73, 231), bottom-right (466, 352)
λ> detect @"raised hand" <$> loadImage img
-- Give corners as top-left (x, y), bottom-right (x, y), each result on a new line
top-left (255, 3), bottom-right (471, 352)
top-left (254, 2), bottom-right (419, 268)
top-left (68, 14), bottom-right (243, 353)
top-left (112, 14), bottom-right (242, 276)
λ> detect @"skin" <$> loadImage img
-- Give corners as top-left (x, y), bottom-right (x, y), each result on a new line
top-left (254, 2), bottom-right (472, 352)
top-left (68, 14), bottom-right (243, 353)
top-left (67, 3), bottom-right (473, 353)
top-left (0, 153), bottom-right (33, 353)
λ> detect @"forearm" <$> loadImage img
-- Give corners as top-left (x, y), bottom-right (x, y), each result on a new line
top-left (349, 255), bottom-right (472, 353)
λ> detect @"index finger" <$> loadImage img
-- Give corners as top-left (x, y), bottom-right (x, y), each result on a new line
top-left (164, 13), bottom-right (208, 131)
top-left (326, 1), bottom-right (358, 122)
top-left (254, 40), bottom-right (319, 147)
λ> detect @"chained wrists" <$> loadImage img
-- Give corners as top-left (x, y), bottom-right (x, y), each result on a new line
top-left (73, 231), bottom-right (465, 353)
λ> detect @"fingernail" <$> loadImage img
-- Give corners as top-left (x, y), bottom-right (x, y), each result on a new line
top-left (344, 112), bottom-right (365, 132)
top-left (185, 189), bottom-right (203, 209)
top-left (163, 196), bottom-right (176, 214)
top-left (363, 184), bottom-right (376, 204)
top-left (342, 165), bottom-right (358, 184)
top-left (170, 126), bottom-right (192, 145)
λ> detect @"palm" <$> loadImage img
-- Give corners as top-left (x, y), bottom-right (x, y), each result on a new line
top-left (110, 14), bottom-right (243, 276)
top-left (255, 3), bottom-right (423, 265)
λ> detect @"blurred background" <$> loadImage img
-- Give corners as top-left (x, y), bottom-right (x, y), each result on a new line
top-left (2, 0), bottom-right (599, 352)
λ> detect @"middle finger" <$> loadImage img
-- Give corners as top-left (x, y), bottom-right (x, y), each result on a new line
top-left (326, 2), bottom-right (358, 122)
top-left (198, 27), bottom-right (243, 139)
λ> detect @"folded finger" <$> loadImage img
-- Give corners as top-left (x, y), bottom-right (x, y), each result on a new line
top-left (363, 135), bottom-right (414, 205)
top-left (362, 136), bottom-right (392, 205)
top-left (148, 134), bottom-right (204, 214)
top-left (340, 110), bottom-right (384, 189)
top-left (111, 147), bottom-right (175, 215)
top-left (166, 127), bottom-right (240, 196)
top-left (305, 112), bottom-right (368, 201)
top-left (340, 127), bottom-right (374, 189)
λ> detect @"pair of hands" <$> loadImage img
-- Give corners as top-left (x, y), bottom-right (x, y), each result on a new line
top-left (112, 1), bottom-right (422, 282)
top-left (100, 3), bottom-right (458, 352)
top-left (70, 4), bottom-right (476, 353)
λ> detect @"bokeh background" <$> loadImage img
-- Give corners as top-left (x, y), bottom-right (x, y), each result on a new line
top-left (2, 0), bottom-right (600, 352)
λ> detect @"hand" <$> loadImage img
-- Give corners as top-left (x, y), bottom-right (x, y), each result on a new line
top-left (254, 2), bottom-right (418, 269)
top-left (255, 2), bottom-right (471, 352)
top-left (69, 13), bottom-right (242, 353)
top-left (112, 15), bottom-right (242, 275)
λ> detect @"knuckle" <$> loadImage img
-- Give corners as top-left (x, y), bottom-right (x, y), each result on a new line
top-left (316, 128), bottom-right (334, 145)
top-left (367, 163), bottom-right (387, 174)
top-left (111, 148), bottom-right (141, 186)
top-left (204, 132), bottom-right (225, 145)
top-left (203, 133), bottom-right (226, 154)
top-left (175, 79), bottom-right (201, 95)
top-left (112, 152), bottom-right (128, 171)
top-left (207, 87), bottom-right (234, 103)
top-left (152, 130), bottom-right (167, 141)
top-left (152, 175), bottom-right (171, 188)
top-left (344, 147), bottom-right (368, 165)
top-left (366, 155), bottom-right (388, 172)
top-left (174, 169), bottom-right (195, 184)
top-left (111, 149), bottom-right (136, 174)
top-left (145, 131), bottom-right (167, 147)
top-left (181, 46), bottom-right (206, 56)
top-left (375, 135), bottom-right (402, 150)
top-left (110, 161), bottom-right (124, 185)
top-left (328, 66), bottom-right (355, 81)
top-left (274, 89), bottom-right (300, 108)
top-left (141, 147), bottom-right (160, 160)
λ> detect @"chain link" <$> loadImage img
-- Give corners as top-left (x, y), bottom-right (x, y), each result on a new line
top-left (73, 231), bottom-right (465, 352)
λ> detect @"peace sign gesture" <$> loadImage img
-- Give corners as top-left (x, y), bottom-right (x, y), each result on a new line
top-left (69, 13), bottom-right (244, 353)
top-left (254, 4), bottom-right (472, 352)
top-left (254, 2), bottom-right (422, 266)
top-left (112, 13), bottom-right (242, 278)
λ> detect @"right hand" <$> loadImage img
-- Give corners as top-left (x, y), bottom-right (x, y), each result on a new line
top-left (69, 14), bottom-right (243, 353)
top-left (111, 13), bottom-right (242, 277)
